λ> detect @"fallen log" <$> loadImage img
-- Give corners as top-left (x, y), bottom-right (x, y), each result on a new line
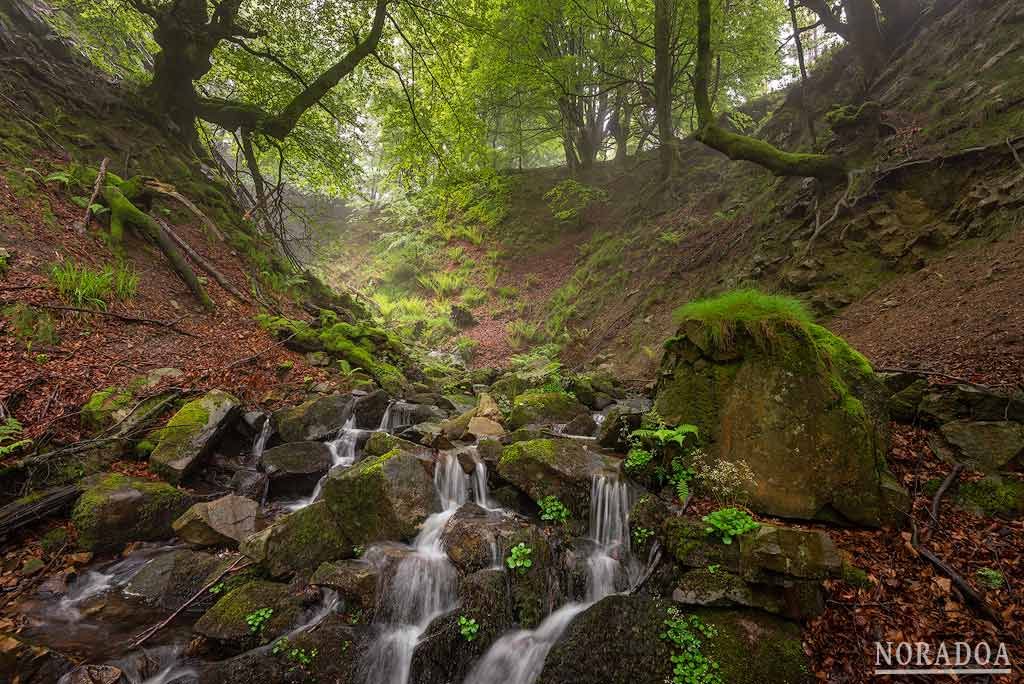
top-left (0, 484), bottom-right (81, 539)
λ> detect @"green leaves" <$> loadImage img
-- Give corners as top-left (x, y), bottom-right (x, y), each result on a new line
top-left (702, 507), bottom-right (759, 545)
top-left (506, 542), bottom-right (533, 575)
top-left (659, 608), bottom-right (722, 684)
top-left (245, 607), bottom-right (274, 634)
top-left (538, 496), bottom-right (570, 524)
top-left (458, 615), bottom-right (480, 641)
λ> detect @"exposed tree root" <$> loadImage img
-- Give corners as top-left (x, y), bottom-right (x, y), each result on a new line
top-left (157, 217), bottom-right (248, 303)
top-left (0, 300), bottom-right (197, 336)
top-left (143, 179), bottom-right (226, 241)
top-left (77, 156), bottom-right (107, 234)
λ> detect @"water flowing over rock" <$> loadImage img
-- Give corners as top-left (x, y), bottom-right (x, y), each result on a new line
top-left (172, 494), bottom-right (258, 547)
top-left (124, 548), bottom-right (232, 612)
top-left (272, 393), bottom-right (353, 442)
top-left (261, 441), bottom-right (333, 497)
top-left (149, 390), bottom-right (240, 484)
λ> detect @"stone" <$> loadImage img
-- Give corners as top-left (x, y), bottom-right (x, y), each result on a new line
top-left (918, 385), bottom-right (1024, 425)
top-left (0, 631), bottom-right (73, 683)
top-left (150, 390), bottom-right (241, 484)
top-left (124, 548), bottom-right (232, 612)
top-left (261, 441), bottom-right (332, 496)
top-left (561, 413), bottom-right (597, 437)
top-left (172, 495), bottom-right (258, 547)
top-left (467, 416), bottom-right (504, 438)
top-left (71, 474), bottom-right (191, 552)
top-left (654, 319), bottom-right (903, 527)
top-left (439, 408), bottom-right (476, 441)
top-left (596, 405), bottom-right (643, 450)
top-left (309, 560), bottom-right (378, 615)
top-left (476, 438), bottom-right (503, 466)
top-left (194, 580), bottom-right (303, 647)
top-left (351, 389), bottom-right (390, 429)
top-left (507, 390), bottom-right (589, 429)
top-left (272, 393), bottom-right (352, 442)
top-left (497, 439), bottom-right (620, 519)
top-left (240, 501), bottom-right (353, 577)
top-left (887, 378), bottom-right (929, 423)
top-left (63, 665), bottom-right (126, 684)
top-left (476, 393), bottom-right (503, 421)
top-left (229, 469), bottom-right (268, 501)
top-left (936, 420), bottom-right (1024, 473)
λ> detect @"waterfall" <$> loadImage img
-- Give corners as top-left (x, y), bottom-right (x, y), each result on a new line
top-left (250, 417), bottom-right (273, 464)
top-left (286, 416), bottom-right (360, 512)
top-left (359, 452), bottom-right (468, 684)
top-left (378, 401), bottom-right (417, 433)
top-left (463, 475), bottom-right (634, 684)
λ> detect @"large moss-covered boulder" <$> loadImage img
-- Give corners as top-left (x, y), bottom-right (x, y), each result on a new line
top-left (537, 595), bottom-right (811, 684)
top-left (653, 294), bottom-right (903, 527)
top-left (240, 501), bottom-right (354, 577)
top-left (497, 439), bottom-right (620, 519)
top-left (172, 494), bottom-right (258, 547)
top-left (194, 580), bottom-right (303, 648)
top-left (150, 390), bottom-right (240, 484)
top-left (309, 560), bottom-right (379, 616)
top-left (272, 393), bottom-right (352, 442)
top-left (81, 368), bottom-right (183, 432)
top-left (71, 474), bottom-right (190, 551)
top-left (322, 446), bottom-right (434, 545)
top-left (507, 391), bottom-right (588, 430)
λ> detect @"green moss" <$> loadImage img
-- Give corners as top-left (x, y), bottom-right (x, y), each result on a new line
top-left (499, 439), bottom-right (558, 466)
top-left (82, 386), bottom-right (133, 431)
top-left (40, 527), bottom-right (68, 554)
top-left (672, 289), bottom-right (814, 350)
top-left (696, 608), bottom-right (810, 684)
top-left (958, 476), bottom-right (1024, 518)
top-left (825, 101), bottom-right (882, 129)
top-left (71, 473), bottom-right (189, 550)
top-left (841, 562), bottom-right (873, 589)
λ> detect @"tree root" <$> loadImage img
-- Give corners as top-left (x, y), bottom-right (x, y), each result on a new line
top-left (927, 463), bottom-right (963, 538)
top-left (143, 179), bottom-right (226, 241)
top-left (157, 218), bottom-right (248, 303)
top-left (77, 156), bottom-right (107, 234)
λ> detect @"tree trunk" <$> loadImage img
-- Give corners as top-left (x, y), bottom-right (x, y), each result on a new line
top-left (654, 0), bottom-right (677, 180)
top-left (844, 0), bottom-right (886, 76)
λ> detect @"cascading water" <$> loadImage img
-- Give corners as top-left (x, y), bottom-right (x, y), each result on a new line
top-left (378, 401), bottom-right (417, 433)
top-left (286, 416), bottom-right (361, 511)
top-left (249, 416), bottom-right (273, 464)
top-left (463, 474), bottom-right (635, 684)
top-left (359, 452), bottom-right (472, 684)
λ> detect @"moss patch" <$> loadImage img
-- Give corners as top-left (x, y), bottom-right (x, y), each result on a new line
top-left (71, 473), bottom-right (190, 551)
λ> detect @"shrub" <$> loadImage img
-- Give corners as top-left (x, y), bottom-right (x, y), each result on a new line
top-left (506, 542), bottom-right (533, 575)
top-left (458, 615), bottom-right (479, 641)
top-left (538, 496), bottom-right (570, 524)
top-left (543, 179), bottom-right (608, 223)
top-left (418, 270), bottom-right (466, 297)
top-left (702, 507), bottom-right (759, 545)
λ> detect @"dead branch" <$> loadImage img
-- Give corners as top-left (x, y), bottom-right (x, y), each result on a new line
top-left (1009, 137), bottom-right (1024, 172)
top-left (143, 179), bottom-right (226, 241)
top-left (1, 301), bottom-right (197, 337)
top-left (927, 463), bottom-right (963, 536)
top-left (156, 218), bottom-right (249, 303)
top-left (0, 484), bottom-right (81, 539)
top-left (77, 156), bottom-right (108, 233)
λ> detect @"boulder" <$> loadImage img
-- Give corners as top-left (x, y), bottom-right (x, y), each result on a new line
top-left (596, 406), bottom-right (642, 450)
top-left (507, 391), bottom-right (589, 430)
top-left (934, 420), bottom-right (1024, 473)
top-left (71, 474), bottom-right (191, 551)
top-left (150, 390), bottom-right (240, 484)
top-left (240, 501), bottom-right (353, 577)
top-left (476, 438), bottom-right (503, 467)
top-left (476, 393), bottom-right (503, 421)
top-left (537, 595), bottom-right (811, 684)
top-left (439, 408), bottom-right (476, 441)
top-left (172, 495), bottom-right (258, 547)
top-left (497, 439), bottom-right (620, 519)
top-left (194, 580), bottom-right (304, 648)
top-left (309, 560), bottom-right (379, 615)
top-left (323, 445), bottom-right (434, 545)
top-left (561, 413), bottom-right (597, 437)
top-left (442, 503), bottom-right (537, 575)
top-left (886, 378), bottom-right (929, 423)
top-left (124, 548), bottom-right (233, 612)
top-left (351, 389), bottom-right (390, 429)
top-left (467, 416), bottom-right (504, 438)
top-left (272, 393), bottom-right (352, 442)
top-left (0, 631), bottom-right (73, 683)
top-left (229, 469), bottom-right (268, 501)
top-left (654, 318), bottom-right (902, 527)
top-left (261, 441), bottom-right (332, 496)
top-left (918, 384), bottom-right (1024, 425)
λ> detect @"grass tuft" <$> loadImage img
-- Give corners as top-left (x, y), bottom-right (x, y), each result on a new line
top-left (672, 289), bottom-right (813, 350)
top-left (49, 260), bottom-right (138, 310)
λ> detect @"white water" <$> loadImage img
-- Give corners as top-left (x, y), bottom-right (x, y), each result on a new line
top-left (360, 452), bottom-right (473, 684)
top-left (286, 416), bottom-right (361, 511)
top-left (463, 475), bottom-right (635, 684)
top-left (54, 545), bottom-right (175, 621)
top-left (378, 401), bottom-right (417, 432)
top-left (250, 416), bottom-right (273, 464)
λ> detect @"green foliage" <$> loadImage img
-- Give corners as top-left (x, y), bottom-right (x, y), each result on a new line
top-left (632, 526), bottom-right (654, 547)
top-left (660, 608), bottom-right (722, 684)
top-left (209, 582), bottom-right (226, 595)
top-left (624, 448), bottom-right (654, 474)
top-left (0, 418), bottom-right (32, 457)
top-left (455, 336), bottom-right (479, 361)
top-left (543, 179), bottom-right (608, 223)
top-left (2, 303), bottom-right (58, 349)
top-left (507, 319), bottom-right (542, 350)
top-left (702, 508), bottom-right (759, 545)
top-left (506, 542), bottom-right (533, 575)
top-left (537, 495), bottom-right (570, 524)
top-left (627, 417), bottom-right (700, 502)
top-left (49, 261), bottom-right (137, 310)
top-left (630, 425), bottom-right (700, 450)
top-left (672, 289), bottom-right (814, 349)
top-left (418, 271), bottom-right (467, 297)
top-left (462, 286), bottom-right (488, 308)
top-left (271, 637), bottom-right (318, 668)
top-left (458, 615), bottom-right (480, 641)
top-left (975, 567), bottom-right (1004, 590)
top-left (245, 607), bottom-right (273, 634)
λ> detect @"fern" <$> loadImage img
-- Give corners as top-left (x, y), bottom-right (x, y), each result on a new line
top-left (0, 418), bottom-right (32, 457)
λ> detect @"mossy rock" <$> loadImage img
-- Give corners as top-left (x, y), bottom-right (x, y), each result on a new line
top-left (194, 580), bottom-right (304, 648)
top-left (71, 473), bottom-right (191, 551)
top-left (241, 501), bottom-right (354, 577)
top-left (150, 390), bottom-right (240, 484)
top-left (124, 548), bottom-right (235, 612)
top-left (507, 390), bottom-right (588, 430)
top-left (271, 393), bottom-right (352, 442)
top-left (81, 369), bottom-right (184, 433)
top-left (309, 560), bottom-right (379, 615)
top-left (957, 475), bottom-right (1024, 518)
top-left (934, 420), bottom-right (1024, 473)
top-left (654, 312), bottom-right (903, 527)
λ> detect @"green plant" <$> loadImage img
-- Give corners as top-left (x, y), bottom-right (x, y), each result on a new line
top-left (660, 607), bottom-right (722, 684)
top-left (209, 582), bottom-right (226, 595)
top-left (690, 449), bottom-right (756, 505)
top-left (353, 545), bottom-right (365, 557)
top-left (975, 567), bottom-right (1004, 589)
top-left (245, 607), bottom-right (274, 634)
top-left (458, 615), bottom-right (479, 641)
top-left (624, 448), bottom-right (654, 474)
top-left (707, 564), bottom-right (720, 574)
top-left (672, 289), bottom-right (814, 350)
top-left (702, 507), bottom-right (759, 545)
top-left (633, 526), bottom-right (654, 547)
top-left (506, 542), bottom-right (533, 575)
top-left (3, 303), bottom-right (58, 349)
top-left (462, 286), bottom-right (488, 308)
top-left (455, 336), bottom-right (479, 361)
top-left (543, 179), bottom-right (608, 223)
top-left (507, 319), bottom-right (541, 350)
top-left (418, 270), bottom-right (466, 296)
top-left (658, 229), bottom-right (685, 246)
top-left (49, 261), bottom-right (137, 310)
top-left (0, 418), bottom-right (32, 457)
top-left (538, 496), bottom-right (570, 524)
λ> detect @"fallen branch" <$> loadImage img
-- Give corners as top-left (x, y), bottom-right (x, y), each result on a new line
top-left (157, 218), bottom-right (249, 303)
top-left (143, 179), bottom-right (226, 241)
top-left (76, 156), bottom-right (108, 234)
top-left (129, 554), bottom-right (251, 649)
top-left (2, 301), bottom-right (197, 337)
top-left (0, 484), bottom-right (81, 539)
top-left (927, 463), bottom-right (963, 537)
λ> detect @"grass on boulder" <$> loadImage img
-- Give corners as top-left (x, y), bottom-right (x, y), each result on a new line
top-left (672, 289), bottom-right (814, 350)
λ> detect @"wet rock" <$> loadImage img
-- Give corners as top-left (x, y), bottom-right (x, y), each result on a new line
top-left (497, 439), bottom-right (620, 519)
top-left (229, 469), bottom-right (268, 501)
top-left (596, 406), bottom-right (642, 450)
top-left (439, 407), bottom-right (476, 441)
top-left (476, 393), bottom-right (502, 421)
top-left (442, 503), bottom-right (534, 575)
top-left (933, 420), bottom-right (1024, 473)
top-left (194, 580), bottom-right (304, 648)
top-left (886, 378), bottom-right (929, 422)
top-left (241, 501), bottom-right (354, 577)
top-left (561, 413), bottom-right (597, 437)
top-left (398, 422), bottom-right (452, 449)
top-left (467, 416), bottom-right (504, 438)
top-left (309, 560), bottom-right (378, 615)
top-left (918, 384), bottom-right (1024, 425)
top-left (507, 391), bottom-right (588, 430)
top-left (63, 664), bottom-right (127, 684)
top-left (351, 389), bottom-right (390, 429)
top-left (0, 630), bottom-right (73, 683)
top-left (654, 318), bottom-right (903, 527)
top-left (476, 438), bottom-right (503, 467)
top-left (150, 390), bottom-right (241, 484)
top-left (125, 548), bottom-right (233, 612)
top-left (407, 393), bottom-right (457, 411)
top-left (537, 595), bottom-right (811, 684)
top-left (362, 431), bottom-right (432, 460)
top-left (272, 393), bottom-right (352, 442)
top-left (72, 474), bottom-right (191, 552)
top-left (172, 495), bottom-right (258, 547)
top-left (261, 442), bottom-right (332, 496)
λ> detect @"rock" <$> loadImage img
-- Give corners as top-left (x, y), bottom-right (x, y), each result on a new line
top-left (935, 420), bottom-right (1024, 473)
top-left (81, 369), bottom-right (183, 432)
top-left (407, 393), bottom-right (457, 411)
top-left (240, 501), bottom-right (353, 577)
top-left (261, 441), bottom-right (332, 496)
top-left (439, 407), bottom-right (476, 441)
top-left (507, 391), bottom-right (589, 429)
top-left (497, 439), bottom-right (620, 519)
top-left (596, 406), bottom-right (643, 450)
top-left (124, 548), bottom-right (232, 612)
top-left (476, 393), bottom-right (503, 421)
top-left (351, 389), bottom-right (390, 429)
top-left (654, 318), bottom-right (903, 527)
top-left (450, 304), bottom-right (476, 328)
top-left (172, 495), bottom-right (258, 547)
top-left (362, 431), bottom-right (432, 460)
top-left (309, 560), bottom-right (378, 615)
top-left (441, 503), bottom-right (534, 575)
top-left (467, 416), bottom-right (504, 438)
top-left (0, 631), bottom-right (73, 683)
top-left (956, 475), bottom-right (1024, 518)
top-left (72, 474), bottom-right (191, 552)
top-left (537, 595), bottom-right (811, 684)
top-left (194, 580), bottom-right (303, 647)
top-left (63, 665), bottom-right (127, 684)
top-left (229, 469), bottom-right (268, 501)
top-left (323, 445), bottom-right (434, 545)
top-left (561, 413), bottom-right (597, 437)
top-left (476, 438), bottom-right (503, 467)
top-left (918, 385), bottom-right (1024, 425)
top-left (150, 390), bottom-right (241, 484)
top-left (887, 378), bottom-right (929, 422)
top-left (272, 393), bottom-right (352, 442)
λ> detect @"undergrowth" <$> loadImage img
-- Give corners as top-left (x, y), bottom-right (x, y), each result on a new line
top-left (49, 260), bottom-right (138, 310)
